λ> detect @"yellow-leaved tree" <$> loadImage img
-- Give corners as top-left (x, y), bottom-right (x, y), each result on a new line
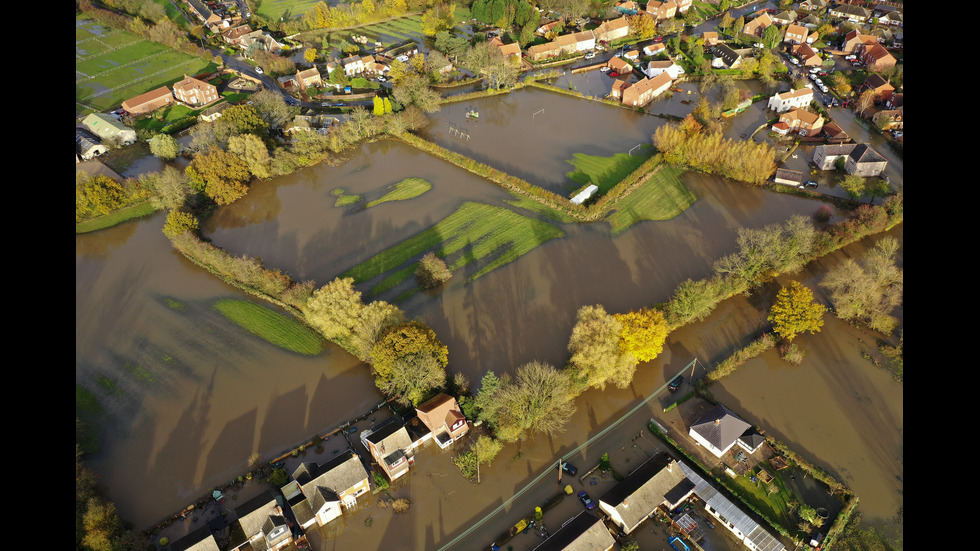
top-left (768, 281), bottom-right (826, 341)
top-left (615, 307), bottom-right (670, 363)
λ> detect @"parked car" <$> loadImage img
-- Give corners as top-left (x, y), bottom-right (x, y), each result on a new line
top-left (668, 376), bottom-right (683, 392)
top-left (801, 180), bottom-right (818, 189)
top-left (561, 462), bottom-right (578, 476)
top-left (377, 75), bottom-right (387, 82)
top-left (255, 66), bottom-right (264, 74)
top-left (584, 51), bottom-right (596, 60)
top-left (608, 71), bottom-right (619, 77)
top-left (396, 54), bottom-right (409, 62)
top-left (790, 57), bottom-right (800, 65)
top-left (578, 491), bottom-right (596, 510)
top-left (809, 67), bottom-right (821, 74)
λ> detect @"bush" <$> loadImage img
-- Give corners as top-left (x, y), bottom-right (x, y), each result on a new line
top-left (392, 498), bottom-right (411, 513)
top-left (162, 209), bottom-right (199, 239)
top-left (415, 252), bottom-right (452, 289)
top-left (373, 471), bottom-right (389, 491)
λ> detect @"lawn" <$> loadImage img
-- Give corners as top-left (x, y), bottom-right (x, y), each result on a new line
top-left (212, 299), bottom-right (325, 355)
top-left (75, 15), bottom-right (214, 115)
top-left (604, 165), bottom-right (697, 235)
top-left (341, 201), bottom-right (564, 294)
top-left (76, 201), bottom-right (160, 234)
top-left (565, 146), bottom-right (656, 195)
top-left (365, 178), bottom-right (432, 208)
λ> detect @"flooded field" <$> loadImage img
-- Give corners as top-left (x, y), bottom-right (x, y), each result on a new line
top-left (78, 85), bottom-right (901, 547)
top-left (420, 87), bottom-right (666, 194)
top-left (76, 212), bottom-right (381, 529)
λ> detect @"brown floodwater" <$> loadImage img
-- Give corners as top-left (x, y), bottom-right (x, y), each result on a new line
top-left (76, 213), bottom-right (379, 529)
top-left (79, 88), bottom-right (901, 546)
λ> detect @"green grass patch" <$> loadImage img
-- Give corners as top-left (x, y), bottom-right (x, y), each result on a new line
top-left (604, 165), bottom-right (696, 234)
top-left (212, 299), bottom-right (325, 355)
top-left (366, 178), bottom-right (432, 208)
top-left (335, 194), bottom-right (362, 206)
top-left (565, 147), bottom-right (655, 195)
top-left (76, 385), bottom-right (103, 416)
top-left (341, 202), bottom-right (564, 292)
top-left (504, 194), bottom-right (581, 223)
top-left (75, 201), bottom-right (160, 234)
top-left (726, 469), bottom-right (796, 529)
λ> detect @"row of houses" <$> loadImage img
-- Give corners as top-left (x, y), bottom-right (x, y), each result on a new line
top-left (121, 74), bottom-right (220, 115)
top-left (166, 393), bottom-right (470, 551)
top-left (535, 404), bottom-right (784, 551)
top-left (527, 17), bottom-right (631, 62)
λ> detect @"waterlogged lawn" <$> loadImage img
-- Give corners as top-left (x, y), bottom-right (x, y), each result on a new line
top-left (605, 165), bottom-right (697, 235)
top-left (566, 146), bottom-right (655, 194)
top-left (365, 177), bottom-right (431, 208)
top-left (212, 299), bottom-right (325, 355)
top-left (341, 202), bottom-right (564, 294)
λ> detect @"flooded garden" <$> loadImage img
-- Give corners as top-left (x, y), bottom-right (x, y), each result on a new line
top-left (77, 84), bottom-right (901, 550)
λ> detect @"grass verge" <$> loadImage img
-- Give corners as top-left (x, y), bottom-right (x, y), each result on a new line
top-left (212, 299), bottom-right (325, 355)
top-left (76, 201), bottom-right (159, 234)
top-left (366, 177), bottom-right (432, 208)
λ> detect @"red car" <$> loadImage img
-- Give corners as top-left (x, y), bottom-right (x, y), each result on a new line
top-left (654, 36), bottom-right (664, 42)
top-left (609, 71), bottom-right (619, 77)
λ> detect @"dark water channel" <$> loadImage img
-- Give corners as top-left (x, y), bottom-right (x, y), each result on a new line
top-left (78, 88), bottom-right (901, 544)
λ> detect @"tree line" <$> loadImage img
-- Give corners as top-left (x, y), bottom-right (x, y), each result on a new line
top-left (653, 115), bottom-right (777, 186)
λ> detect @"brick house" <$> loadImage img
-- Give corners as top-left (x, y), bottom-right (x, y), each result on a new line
top-left (362, 418), bottom-right (414, 481)
top-left (777, 109), bottom-right (824, 136)
top-left (791, 43), bottom-right (822, 66)
top-left (621, 72), bottom-right (672, 107)
top-left (172, 75), bottom-right (218, 107)
top-left (415, 393), bottom-right (469, 449)
top-left (296, 67), bottom-right (322, 89)
top-left (595, 16), bottom-right (630, 43)
top-left (608, 56), bottom-right (633, 74)
top-left (842, 30), bottom-right (878, 54)
top-left (743, 12), bottom-right (774, 37)
top-left (859, 43), bottom-right (896, 71)
top-left (784, 24), bottom-right (807, 45)
top-left (121, 86), bottom-right (174, 115)
top-left (862, 73), bottom-right (895, 102)
top-left (286, 451), bottom-right (370, 528)
top-left (645, 0), bottom-right (677, 20)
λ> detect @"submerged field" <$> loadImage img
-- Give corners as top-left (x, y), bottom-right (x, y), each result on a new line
top-left (75, 15), bottom-right (213, 115)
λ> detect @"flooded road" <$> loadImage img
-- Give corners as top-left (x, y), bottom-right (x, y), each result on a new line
top-left (76, 212), bottom-right (379, 529)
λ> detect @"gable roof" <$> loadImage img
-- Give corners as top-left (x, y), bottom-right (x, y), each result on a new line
top-left (170, 525), bottom-right (220, 551)
top-left (850, 143), bottom-right (886, 164)
top-left (531, 511), bottom-right (615, 551)
top-left (234, 490), bottom-right (279, 539)
top-left (690, 404), bottom-right (751, 453)
top-left (600, 454), bottom-right (694, 530)
top-left (775, 87), bottom-right (813, 101)
top-left (122, 86), bottom-right (173, 108)
top-left (296, 450), bottom-right (368, 498)
top-left (714, 44), bottom-right (741, 66)
top-left (863, 73), bottom-right (893, 91)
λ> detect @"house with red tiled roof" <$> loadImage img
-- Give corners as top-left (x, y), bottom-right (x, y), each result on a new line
top-left (488, 36), bottom-right (521, 63)
top-left (743, 12), bottom-right (774, 37)
top-left (842, 30), bottom-right (878, 54)
top-left (415, 394), bottom-right (469, 449)
top-left (296, 67), bottom-right (322, 89)
top-left (791, 43), bottom-right (822, 66)
top-left (675, 0), bottom-right (692, 13)
top-left (595, 16), bottom-right (631, 43)
top-left (608, 56), bottom-right (633, 74)
top-left (121, 86), bottom-right (174, 115)
top-left (702, 31), bottom-right (720, 46)
top-left (621, 72), bottom-right (672, 107)
top-left (609, 76), bottom-right (632, 99)
top-left (777, 109), bottom-right (824, 136)
top-left (645, 0), bottom-right (677, 20)
top-left (861, 74), bottom-right (895, 101)
top-left (859, 43), bottom-right (896, 71)
top-left (784, 24), bottom-right (807, 45)
top-left (172, 75), bottom-right (218, 108)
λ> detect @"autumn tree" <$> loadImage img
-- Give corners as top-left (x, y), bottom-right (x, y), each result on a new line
top-left (567, 305), bottom-right (638, 392)
top-left (615, 307), bottom-right (670, 363)
top-left (370, 321), bottom-right (449, 405)
top-left (143, 165), bottom-right (190, 210)
top-left (471, 434), bottom-right (503, 465)
top-left (349, 300), bottom-right (406, 362)
top-left (221, 104), bottom-right (269, 137)
top-left (840, 174), bottom-right (866, 200)
top-left (392, 74), bottom-right (442, 113)
top-left (304, 47), bottom-right (318, 63)
top-left (416, 252), bottom-right (452, 289)
top-left (821, 237), bottom-right (902, 334)
top-left (228, 133), bottom-right (272, 179)
top-left (628, 13), bottom-right (657, 40)
top-left (494, 361), bottom-right (575, 443)
top-left (162, 209), bottom-right (199, 239)
top-left (303, 277), bottom-right (367, 344)
top-left (768, 281), bottom-right (826, 341)
top-left (148, 133), bottom-right (179, 160)
top-left (186, 148), bottom-right (251, 205)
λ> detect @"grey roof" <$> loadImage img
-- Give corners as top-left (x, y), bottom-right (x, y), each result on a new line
top-left (774, 169), bottom-right (804, 183)
top-left (234, 490), bottom-right (279, 540)
top-left (850, 144), bottom-right (886, 164)
top-left (689, 404), bottom-right (751, 454)
top-left (678, 462), bottom-right (786, 551)
top-left (599, 454), bottom-right (694, 532)
top-left (298, 450), bottom-right (369, 501)
top-left (532, 511), bottom-right (614, 551)
top-left (714, 44), bottom-right (740, 66)
top-left (309, 485), bottom-right (341, 514)
top-left (288, 494), bottom-right (315, 527)
top-left (169, 525), bottom-right (220, 551)
top-left (738, 428), bottom-right (766, 452)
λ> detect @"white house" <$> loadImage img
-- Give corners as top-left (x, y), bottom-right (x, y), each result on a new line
top-left (688, 404), bottom-right (752, 458)
top-left (645, 60), bottom-right (684, 80)
top-left (285, 450), bottom-right (371, 528)
top-left (767, 88), bottom-right (813, 113)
